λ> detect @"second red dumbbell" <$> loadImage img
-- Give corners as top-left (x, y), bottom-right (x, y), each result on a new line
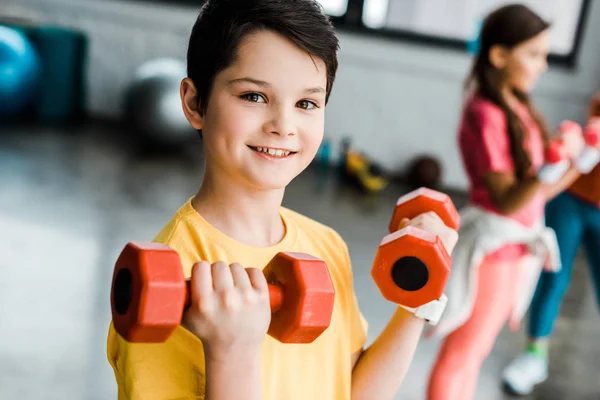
top-left (371, 188), bottom-right (459, 321)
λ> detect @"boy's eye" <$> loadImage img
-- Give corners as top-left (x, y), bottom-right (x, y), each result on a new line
top-left (241, 93), bottom-right (266, 103)
top-left (297, 100), bottom-right (318, 110)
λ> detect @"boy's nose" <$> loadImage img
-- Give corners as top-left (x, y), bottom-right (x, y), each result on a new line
top-left (264, 106), bottom-right (297, 137)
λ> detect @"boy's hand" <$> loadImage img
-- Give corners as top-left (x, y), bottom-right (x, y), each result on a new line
top-left (400, 211), bottom-right (459, 255)
top-left (181, 261), bottom-right (271, 358)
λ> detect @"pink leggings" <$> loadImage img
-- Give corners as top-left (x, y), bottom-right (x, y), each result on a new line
top-left (427, 253), bottom-right (522, 400)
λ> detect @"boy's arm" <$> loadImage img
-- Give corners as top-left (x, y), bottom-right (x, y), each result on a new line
top-left (108, 325), bottom-right (264, 400)
top-left (348, 212), bottom-right (457, 400)
top-left (204, 349), bottom-right (263, 400)
top-left (350, 309), bottom-right (424, 400)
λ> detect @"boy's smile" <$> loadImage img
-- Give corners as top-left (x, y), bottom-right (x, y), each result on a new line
top-left (247, 145), bottom-right (297, 160)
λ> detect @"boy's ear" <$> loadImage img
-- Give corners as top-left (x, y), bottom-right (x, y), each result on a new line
top-left (180, 78), bottom-right (204, 130)
top-left (489, 45), bottom-right (508, 69)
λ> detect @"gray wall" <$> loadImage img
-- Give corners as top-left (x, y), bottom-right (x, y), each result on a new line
top-left (3, 0), bottom-right (600, 190)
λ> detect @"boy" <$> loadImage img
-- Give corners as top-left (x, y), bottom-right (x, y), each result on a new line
top-left (106, 0), bottom-right (457, 399)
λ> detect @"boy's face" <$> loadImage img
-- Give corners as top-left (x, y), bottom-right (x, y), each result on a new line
top-left (184, 29), bottom-right (327, 191)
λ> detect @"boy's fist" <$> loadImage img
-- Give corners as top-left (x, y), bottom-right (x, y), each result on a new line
top-left (398, 212), bottom-right (458, 255)
top-left (182, 261), bottom-right (271, 355)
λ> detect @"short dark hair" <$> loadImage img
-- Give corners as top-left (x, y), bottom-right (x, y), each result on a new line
top-left (187, 0), bottom-right (339, 115)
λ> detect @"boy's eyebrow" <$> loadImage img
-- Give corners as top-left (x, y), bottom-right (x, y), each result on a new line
top-left (305, 86), bottom-right (326, 94)
top-left (227, 77), bottom-right (325, 95)
top-left (227, 77), bottom-right (270, 87)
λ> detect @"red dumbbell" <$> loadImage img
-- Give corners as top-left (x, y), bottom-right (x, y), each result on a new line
top-left (575, 121), bottom-right (600, 173)
top-left (111, 242), bottom-right (335, 344)
top-left (372, 187), bottom-right (459, 309)
top-left (538, 122), bottom-right (582, 182)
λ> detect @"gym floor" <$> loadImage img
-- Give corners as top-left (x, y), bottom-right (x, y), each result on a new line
top-left (1, 121), bottom-right (598, 400)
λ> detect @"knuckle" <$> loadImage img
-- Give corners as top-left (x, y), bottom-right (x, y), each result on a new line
top-left (221, 290), bottom-right (239, 310)
top-left (425, 211), bottom-right (441, 221)
top-left (193, 296), bottom-right (213, 314)
top-left (247, 267), bottom-right (264, 279)
top-left (193, 260), bottom-right (210, 273)
top-left (195, 260), bottom-right (210, 268)
top-left (412, 218), bottom-right (426, 227)
top-left (240, 286), bottom-right (255, 299)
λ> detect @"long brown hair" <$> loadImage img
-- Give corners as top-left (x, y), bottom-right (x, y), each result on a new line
top-left (465, 4), bottom-right (550, 179)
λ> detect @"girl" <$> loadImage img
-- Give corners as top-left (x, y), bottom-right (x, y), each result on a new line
top-left (503, 92), bottom-right (600, 395)
top-left (425, 4), bottom-right (590, 400)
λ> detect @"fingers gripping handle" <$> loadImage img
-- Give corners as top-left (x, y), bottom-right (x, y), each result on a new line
top-left (111, 243), bottom-right (333, 344)
top-left (184, 279), bottom-right (284, 311)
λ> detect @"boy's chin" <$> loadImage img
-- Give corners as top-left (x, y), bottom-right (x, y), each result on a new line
top-left (252, 177), bottom-right (295, 191)
top-left (245, 170), bottom-right (300, 191)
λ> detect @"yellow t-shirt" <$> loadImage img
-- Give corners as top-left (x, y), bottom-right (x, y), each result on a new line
top-left (107, 198), bottom-right (368, 400)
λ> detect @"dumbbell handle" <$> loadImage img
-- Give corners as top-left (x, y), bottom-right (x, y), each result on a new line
top-left (183, 279), bottom-right (284, 311)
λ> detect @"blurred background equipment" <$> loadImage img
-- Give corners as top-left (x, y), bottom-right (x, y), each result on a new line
top-left (0, 21), bottom-right (87, 123)
top-left (406, 154), bottom-right (442, 189)
top-left (0, 25), bottom-right (40, 118)
top-left (124, 58), bottom-right (197, 148)
top-left (28, 25), bottom-right (88, 123)
top-left (339, 137), bottom-right (389, 193)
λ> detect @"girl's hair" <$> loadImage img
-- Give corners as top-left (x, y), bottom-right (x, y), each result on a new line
top-left (465, 4), bottom-right (550, 179)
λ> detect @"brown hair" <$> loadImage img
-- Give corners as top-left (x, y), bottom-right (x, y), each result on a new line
top-left (465, 4), bottom-right (550, 179)
top-left (188, 0), bottom-right (339, 115)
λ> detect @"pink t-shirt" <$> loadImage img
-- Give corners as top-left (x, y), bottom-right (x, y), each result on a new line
top-left (458, 95), bottom-right (546, 260)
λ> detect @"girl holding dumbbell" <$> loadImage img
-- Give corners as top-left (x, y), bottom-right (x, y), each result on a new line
top-left (426, 5), bottom-right (595, 400)
top-left (502, 92), bottom-right (600, 395)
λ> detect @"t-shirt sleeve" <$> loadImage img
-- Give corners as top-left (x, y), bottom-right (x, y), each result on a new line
top-left (470, 102), bottom-right (515, 173)
top-left (107, 323), bottom-right (206, 400)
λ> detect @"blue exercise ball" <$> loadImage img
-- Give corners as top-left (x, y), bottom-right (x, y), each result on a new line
top-left (0, 25), bottom-right (40, 117)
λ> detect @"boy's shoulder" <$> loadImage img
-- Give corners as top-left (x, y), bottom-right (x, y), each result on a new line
top-left (153, 199), bottom-right (196, 245)
top-left (280, 207), bottom-right (348, 251)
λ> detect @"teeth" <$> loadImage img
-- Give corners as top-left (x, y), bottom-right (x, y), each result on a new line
top-left (253, 147), bottom-right (291, 157)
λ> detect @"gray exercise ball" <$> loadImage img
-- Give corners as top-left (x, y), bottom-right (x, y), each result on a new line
top-left (125, 58), bottom-right (196, 146)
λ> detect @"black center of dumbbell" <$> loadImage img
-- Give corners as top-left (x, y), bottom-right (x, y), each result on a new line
top-left (391, 257), bottom-right (429, 291)
top-left (114, 268), bottom-right (133, 315)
